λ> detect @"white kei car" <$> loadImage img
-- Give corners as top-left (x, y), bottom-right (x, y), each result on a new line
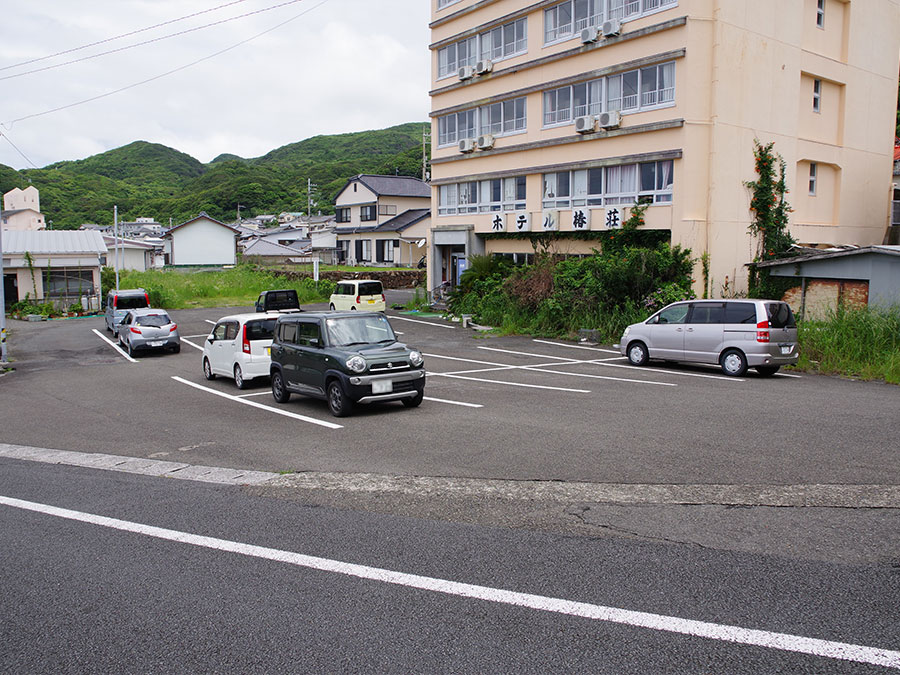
top-left (202, 313), bottom-right (278, 389)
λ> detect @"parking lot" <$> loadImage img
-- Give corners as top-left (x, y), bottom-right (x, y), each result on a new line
top-left (3, 303), bottom-right (900, 487)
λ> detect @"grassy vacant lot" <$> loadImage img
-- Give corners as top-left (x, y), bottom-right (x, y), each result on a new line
top-left (105, 265), bottom-right (336, 309)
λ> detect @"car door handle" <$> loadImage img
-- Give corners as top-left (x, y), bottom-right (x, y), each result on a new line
top-left (685, 328), bottom-right (694, 332)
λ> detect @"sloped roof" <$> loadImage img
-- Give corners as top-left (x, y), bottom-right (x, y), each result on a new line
top-left (374, 208), bottom-right (430, 233)
top-left (243, 238), bottom-right (310, 256)
top-left (337, 174), bottom-right (431, 200)
top-left (166, 212), bottom-right (236, 236)
top-left (753, 245), bottom-right (900, 268)
top-left (102, 235), bottom-right (155, 250)
top-left (3, 229), bottom-right (107, 255)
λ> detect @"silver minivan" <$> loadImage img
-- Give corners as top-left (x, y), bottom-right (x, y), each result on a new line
top-left (617, 299), bottom-right (799, 376)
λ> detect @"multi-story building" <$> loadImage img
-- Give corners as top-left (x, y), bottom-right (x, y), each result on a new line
top-left (428, 0), bottom-right (900, 296)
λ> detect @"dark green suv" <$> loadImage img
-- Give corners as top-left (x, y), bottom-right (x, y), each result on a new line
top-left (269, 312), bottom-right (425, 417)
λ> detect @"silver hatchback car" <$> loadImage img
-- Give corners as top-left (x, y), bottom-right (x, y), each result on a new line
top-left (617, 299), bottom-right (798, 376)
top-left (117, 308), bottom-right (181, 356)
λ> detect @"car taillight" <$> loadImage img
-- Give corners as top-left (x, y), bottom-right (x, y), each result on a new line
top-left (113, 296), bottom-right (118, 308)
top-left (381, 293), bottom-right (385, 303)
top-left (130, 326), bottom-right (141, 334)
top-left (356, 295), bottom-right (361, 304)
top-left (169, 324), bottom-right (177, 332)
top-left (242, 325), bottom-right (251, 354)
top-left (144, 292), bottom-right (150, 304)
top-left (756, 320), bottom-right (770, 343)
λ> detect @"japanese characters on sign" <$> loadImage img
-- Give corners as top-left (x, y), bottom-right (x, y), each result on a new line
top-left (571, 208), bottom-right (591, 231)
top-left (491, 213), bottom-right (504, 232)
top-left (604, 207), bottom-right (622, 229)
top-left (541, 210), bottom-right (559, 231)
top-left (513, 212), bottom-right (531, 232)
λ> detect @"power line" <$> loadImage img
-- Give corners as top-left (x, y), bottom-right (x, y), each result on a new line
top-left (0, 0), bottom-right (250, 73)
top-left (0, 0), bottom-right (308, 83)
top-left (2, 0), bottom-right (331, 127)
top-left (0, 131), bottom-right (39, 169)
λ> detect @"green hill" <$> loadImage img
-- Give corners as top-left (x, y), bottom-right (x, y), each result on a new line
top-left (3, 122), bottom-right (429, 229)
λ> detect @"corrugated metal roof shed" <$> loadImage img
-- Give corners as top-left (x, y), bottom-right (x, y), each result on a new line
top-left (2, 229), bottom-right (107, 254)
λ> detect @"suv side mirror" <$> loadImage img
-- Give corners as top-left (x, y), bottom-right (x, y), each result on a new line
top-left (308, 338), bottom-right (321, 348)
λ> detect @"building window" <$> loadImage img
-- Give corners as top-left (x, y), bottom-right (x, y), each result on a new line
top-left (543, 0), bottom-right (677, 44)
top-left (355, 239), bottom-right (372, 262)
top-left (437, 36), bottom-right (477, 78)
top-left (543, 160), bottom-right (673, 208)
top-left (812, 79), bottom-right (821, 112)
top-left (816, 0), bottom-right (825, 28)
top-left (376, 239), bottom-right (401, 263)
top-left (480, 18), bottom-right (527, 62)
top-left (543, 61), bottom-right (675, 126)
top-left (809, 162), bottom-right (817, 196)
top-left (437, 0), bottom-right (461, 9)
top-left (335, 207), bottom-right (351, 223)
top-left (378, 205), bottom-right (397, 216)
top-left (360, 205), bottom-right (377, 221)
top-left (438, 99), bottom-right (525, 146)
top-left (438, 176), bottom-right (527, 215)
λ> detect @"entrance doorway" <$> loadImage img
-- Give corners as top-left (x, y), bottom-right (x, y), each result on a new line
top-left (3, 274), bottom-right (17, 309)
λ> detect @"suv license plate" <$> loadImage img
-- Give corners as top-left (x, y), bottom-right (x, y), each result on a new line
top-left (780, 345), bottom-right (792, 355)
top-left (372, 380), bottom-right (393, 394)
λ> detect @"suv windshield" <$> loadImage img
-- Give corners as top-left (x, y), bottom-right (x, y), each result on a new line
top-left (136, 313), bottom-right (170, 327)
top-left (246, 318), bottom-right (277, 340)
top-left (325, 315), bottom-right (395, 346)
top-left (766, 302), bottom-right (796, 328)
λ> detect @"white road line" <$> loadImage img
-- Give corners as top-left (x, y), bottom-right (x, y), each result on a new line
top-left (1, 495), bottom-right (896, 670)
top-left (423, 396), bottom-right (483, 408)
top-left (92, 329), bottom-right (137, 363)
top-left (428, 372), bottom-right (590, 393)
top-left (534, 339), bottom-right (621, 354)
top-left (205, 319), bottom-right (216, 324)
top-left (236, 391), bottom-right (272, 398)
top-left (390, 315), bottom-right (455, 329)
top-left (483, 346), bottom-right (745, 382)
top-left (171, 376), bottom-right (342, 429)
top-left (180, 338), bottom-right (204, 352)
top-left (184, 334), bottom-right (211, 339)
top-left (424, 352), bottom-right (514, 368)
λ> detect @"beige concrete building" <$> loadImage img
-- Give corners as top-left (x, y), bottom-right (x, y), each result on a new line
top-left (428, 0), bottom-right (900, 296)
top-left (1, 186), bottom-right (46, 231)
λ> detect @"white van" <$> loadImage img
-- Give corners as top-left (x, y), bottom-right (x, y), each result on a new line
top-left (202, 313), bottom-right (278, 389)
top-left (329, 279), bottom-right (385, 312)
top-left (617, 299), bottom-right (799, 376)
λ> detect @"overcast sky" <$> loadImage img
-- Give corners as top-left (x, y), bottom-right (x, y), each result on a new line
top-left (0, 0), bottom-right (431, 170)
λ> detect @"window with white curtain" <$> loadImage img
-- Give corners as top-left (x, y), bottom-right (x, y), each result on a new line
top-left (438, 98), bottom-right (527, 146)
top-left (438, 176), bottom-right (527, 215)
top-left (542, 161), bottom-right (673, 208)
top-left (544, 0), bottom-right (676, 44)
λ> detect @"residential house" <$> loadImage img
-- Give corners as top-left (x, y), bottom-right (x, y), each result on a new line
top-left (102, 235), bottom-right (157, 272)
top-left (164, 213), bottom-right (237, 266)
top-left (242, 238), bottom-right (311, 265)
top-left (429, 0), bottom-right (900, 295)
top-left (1, 230), bottom-right (106, 309)
top-left (2, 186), bottom-right (46, 231)
top-left (334, 175), bottom-right (431, 266)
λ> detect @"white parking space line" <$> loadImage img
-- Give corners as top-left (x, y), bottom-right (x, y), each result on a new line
top-left (390, 315), bottom-right (455, 329)
top-left (3, 495), bottom-right (897, 670)
top-left (482, 346), bottom-right (745, 382)
top-left (428, 372), bottom-right (590, 393)
top-left (423, 396), bottom-right (484, 408)
top-left (205, 319), bottom-right (216, 324)
top-left (180, 338), bottom-right (204, 352)
top-left (92, 329), bottom-right (137, 363)
top-left (184, 334), bottom-right (211, 339)
top-left (171, 377), bottom-right (342, 429)
top-left (534, 339), bottom-right (620, 354)
top-left (236, 391), bottom-right (272, 398)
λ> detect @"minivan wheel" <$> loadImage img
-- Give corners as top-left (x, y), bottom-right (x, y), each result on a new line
top-left (627, 342), bottom-right (649, 366)
top-left (271, 371), bottom-right (290, 403)
top-left (234, 364), bottom-right (246, 389)
top-left (329, 303), bottom-right (335, 310)
top-left (720, 349), bottom-right (748, 377)
top-left (203, 358), bottom-right (216, 380)
top-left (756, 365), bottom-right (780, 377)
top-left (327, 380), bottom-right (353, 417)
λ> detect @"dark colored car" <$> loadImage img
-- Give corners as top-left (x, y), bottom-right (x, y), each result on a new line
top-left (254, 289), bottom-right (301, 313)
top-left (269, 311), bottom-right (425, 417)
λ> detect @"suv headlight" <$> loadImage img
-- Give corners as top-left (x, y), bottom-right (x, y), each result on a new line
top-left (409, 350), bottom-right (424, 367)
top-left (345, 355), bottom-right (367, 373)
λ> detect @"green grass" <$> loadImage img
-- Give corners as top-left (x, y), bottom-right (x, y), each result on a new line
top-left (794, 307), bottom-right (900, 384)
top-left (105, 265), bottom-right (335, 310)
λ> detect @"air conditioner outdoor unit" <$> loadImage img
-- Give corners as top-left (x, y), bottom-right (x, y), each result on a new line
top-left (475, 59), bottom-right (493, 75)
top-left (597, 110), bottom-right (621, 129)
top-left (477, 134), bottom-right (495, 150)
top-left (574, 115), bottom-right (596, 133)
top-left (601, 19), bottom-right (621, 37)
top-left (580, 26), bottom-right (600, 43)
top-left (458, 138), bottom-right (476, 153)
top-left (458, 65), bottom-right (475, 80)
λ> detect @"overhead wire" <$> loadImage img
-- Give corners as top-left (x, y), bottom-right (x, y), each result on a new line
top-left (0, 0), bottom-right (250, 73)
top-left (0, 0), bottom-right (308, 83)
top-left (0, 131), bottom-right (39, 169)
top-left (2, 0), bottom-right (331, 128)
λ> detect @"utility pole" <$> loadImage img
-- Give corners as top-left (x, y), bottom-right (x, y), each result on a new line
top-left (422, 126), bottom-right (431, 181)
top-left (114, 205), bottom-right (120, 292)
top-left (0, 221), bottom-right (8, 365)
top-left (307, 178), bottom-right (317, 217)
top-left (236, 204), bottom-right (245, 223)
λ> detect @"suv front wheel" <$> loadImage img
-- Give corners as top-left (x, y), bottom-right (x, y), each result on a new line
top-left (327, 379), bottom-right (353, 417)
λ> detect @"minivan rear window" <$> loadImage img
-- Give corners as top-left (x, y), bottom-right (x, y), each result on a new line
top-left (766, 303), bottom-right (796, 328)
top-left (117, 295), bottom-right (149, 310)
top-left (246, 318), bottom-right (277, 341)
top-left (724, 302), bottom-right (757, 324)
top-left (358, 282), bottom-right (383, 296)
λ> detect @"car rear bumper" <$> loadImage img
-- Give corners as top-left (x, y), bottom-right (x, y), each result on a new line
top-left (132, 336), bottom-right (180, 351)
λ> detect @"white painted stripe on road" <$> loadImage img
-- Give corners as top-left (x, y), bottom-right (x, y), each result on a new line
top-left (92, 329), bottom-right (137, 363)
top-left (184, 334), bottom-right (212, 339)
top-left (534, 339), bottom-right (620, 354)
top-left (205, 319), bottom-right (216, 324)
top-left (423, 396), bottom-right (483, 408)
top-left (171, 376), bottom-right (342, 429)
top-left (390, 315), bottom-right (455, 329)
top-left (428, 372), bottom-right (590, 393)
top-left (180, 338), bottom-right (204, 352)
top-left (1, 495), bottom-right (896, 670)
top-left (236, 391), bottom-right (273, 398)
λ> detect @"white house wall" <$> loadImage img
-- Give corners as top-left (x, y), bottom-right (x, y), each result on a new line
top-left (171, 219), bottom-right (236, 266)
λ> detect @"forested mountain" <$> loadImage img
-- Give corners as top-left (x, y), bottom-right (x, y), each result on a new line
top-left (0, 122), bottom-right (429, 229)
